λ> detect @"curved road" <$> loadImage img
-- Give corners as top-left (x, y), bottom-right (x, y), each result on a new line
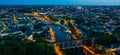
top-left (0, 22), bottom-right (7, 34)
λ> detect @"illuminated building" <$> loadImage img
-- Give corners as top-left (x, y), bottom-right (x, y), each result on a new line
top-left (14, 14), bottom-right (17, 24)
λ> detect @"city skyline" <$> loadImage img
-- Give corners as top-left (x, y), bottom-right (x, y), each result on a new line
top-left (0, 0), bottom-right (120, 5)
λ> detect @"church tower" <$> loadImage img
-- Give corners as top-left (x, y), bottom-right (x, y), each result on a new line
top-left (14, 14), bottom-right (17, 24)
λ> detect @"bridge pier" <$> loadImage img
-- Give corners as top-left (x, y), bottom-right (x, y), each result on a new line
top-left (62, 42), bottom-right (65, 49)
top-left (67, 41), bottom-right (70, 47)
top-left (85, 50), bottom-right (88, 55)
top-left (83, 49), bottom-right (89, 55)
top-left (67, 34), bottom-right (71, 40)
top-left (83, 49), bottom-right (85, 55)
top-left (57, 42), bottom-right (60, 47)
top-left (72, 40), bottom-right (76, 46)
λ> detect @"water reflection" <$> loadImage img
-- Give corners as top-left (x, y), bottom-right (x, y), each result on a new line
top-left (49, 25), bottom-right (71, 42)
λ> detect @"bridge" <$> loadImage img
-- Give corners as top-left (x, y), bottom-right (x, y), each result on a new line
top-left (53, 39), bottom-right (83, 50)
top-left (46, 38), bottom-right (101, 55)
top-left (46, 26), bottom-right (104, 55)
top-left (26, 13), bottom-right (109, 55)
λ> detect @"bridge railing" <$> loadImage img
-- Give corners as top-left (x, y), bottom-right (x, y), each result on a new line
top-left (46, 39), bottom-right (86, 50)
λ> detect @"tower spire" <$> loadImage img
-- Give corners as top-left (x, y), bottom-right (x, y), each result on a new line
top-left (14, 14), bottom-right (17, 24)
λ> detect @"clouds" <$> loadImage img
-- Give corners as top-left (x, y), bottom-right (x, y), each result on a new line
top-left (0, 0), bottom-right (120, 5)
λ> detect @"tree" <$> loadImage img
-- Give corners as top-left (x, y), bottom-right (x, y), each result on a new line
top-left (33, 23), bottom-right (45, 29)
top-left (96, 34), bottom-right (119, 46)
top-left (62, 16), bottom-right (71, 20)
top-left (19, 26), bottom-right (28, 33)
top-left (60, 20), bottom-right (64, 25)
top-left (0, 34), bottom-right (56, 55)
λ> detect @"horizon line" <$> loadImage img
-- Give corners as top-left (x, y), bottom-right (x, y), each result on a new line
top-left (0, 4), bottom-right (120, 6)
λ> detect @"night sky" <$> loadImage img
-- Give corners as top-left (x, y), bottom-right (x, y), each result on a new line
top-left (0, 0), bottom-right (120, 5)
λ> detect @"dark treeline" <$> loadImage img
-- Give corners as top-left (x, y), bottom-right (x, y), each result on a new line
top-left (0, 33), bottom-right (56, 55)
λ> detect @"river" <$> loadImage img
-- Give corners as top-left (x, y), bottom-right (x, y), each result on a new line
top-left (49, 25), bottom-right (71, 42)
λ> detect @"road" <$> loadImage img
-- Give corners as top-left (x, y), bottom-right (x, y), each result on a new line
top-left (32, 14), bottom-right (102, 55)
top-left (0, 22), bottom-right (7, 37)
